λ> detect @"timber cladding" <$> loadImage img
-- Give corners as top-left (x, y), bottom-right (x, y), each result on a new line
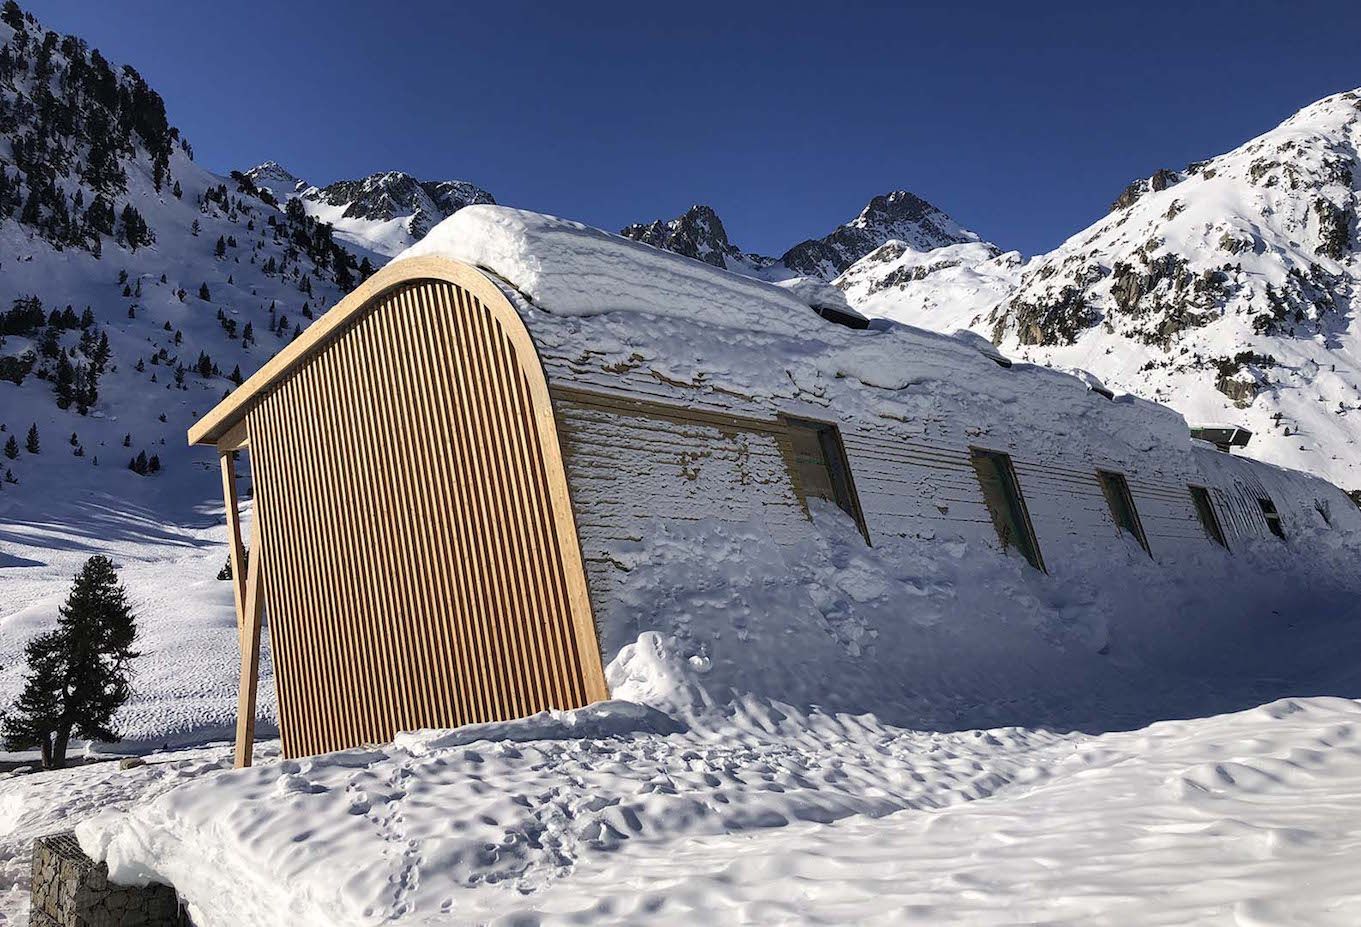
top-left (224, 267), bottom-right (607, 759)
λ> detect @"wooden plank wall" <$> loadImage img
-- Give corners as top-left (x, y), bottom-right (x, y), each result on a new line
top-left (245, 280), bottom-right (602, 757)
top-left (552, 384), bottom-right (1274, 626)
top-left (551, 388), bottom-right (811, 654)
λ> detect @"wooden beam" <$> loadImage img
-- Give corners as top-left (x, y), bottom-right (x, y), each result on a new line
top-left (218, 418), bottom-right (250, 454)
top-left (234, 498), bottom-right (265, 768)
top-left (219, 451), bottom-right (247, 645)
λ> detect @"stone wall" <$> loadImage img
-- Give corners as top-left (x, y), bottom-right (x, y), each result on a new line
top-left (29, 832), bottom-right (190, 927)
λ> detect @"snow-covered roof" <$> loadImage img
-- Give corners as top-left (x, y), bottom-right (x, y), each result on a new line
top-left (193, 205), bottom-right (1190, 456)
top-left (400, 207), bottom-right (847, 337)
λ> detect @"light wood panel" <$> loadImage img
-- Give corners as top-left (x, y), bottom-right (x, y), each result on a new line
top-left (233, 497), bottom-right (264, 767)
top-left (240, 277), bottom-right (605, 758)
top-left (219, 452), bottom-right (247, 646)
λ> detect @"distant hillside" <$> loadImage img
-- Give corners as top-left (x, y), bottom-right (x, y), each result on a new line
top-left (0, 2), bottom-right (364, 515)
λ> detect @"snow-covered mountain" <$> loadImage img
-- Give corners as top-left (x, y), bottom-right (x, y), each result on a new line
top-left (244, 161), bottom-right (494, 258)
top-left (980, 89), bottom-right (1361, 490)
top-left (781, 190), bottom-right (982, 279)
top-left (833, 91), bottom-right (1361, 493)
top-left (622, 190), bottom-right (984, 282)
top-left (0, 5), bottom-right (366, 519)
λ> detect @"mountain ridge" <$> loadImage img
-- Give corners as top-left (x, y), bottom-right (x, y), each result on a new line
top-left (620, 189), bottom-right (986, 282)
top-left (243, 162), bottom-right (494, 258)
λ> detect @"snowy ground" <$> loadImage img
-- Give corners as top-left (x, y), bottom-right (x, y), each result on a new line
top-left (3, 482), bottom-right (1361, 924)
top-left (2, 694), bottom-right (1359, 925)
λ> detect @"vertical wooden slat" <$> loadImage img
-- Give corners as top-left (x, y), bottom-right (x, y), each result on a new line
top-left (382, 286), bottom-right (457, 728)
top-left (347, 313), bottom-right (422, 738)
top-left (219, 452), bottom-right (247, 646)
top-left (292, 367), bottom-right (348, 752)
top-left (449, 286), bottom-right (527, 719)
top-left (500, 346), bottom-right (574, 708)
top-left (234, 494), bottom-right (265, 768)
top-left (465, 292), bottom-right (538, 713)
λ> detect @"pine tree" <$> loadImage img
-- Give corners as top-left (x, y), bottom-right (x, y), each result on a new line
top-left (198, 282), bottom-right (210, 301)
top-left (4, 434), bottom-right (17, 459)
top-left (0, 556), bottom-right (139, 769)
top-left (25, 423), bottom-right (39, 454)
top-left (54, 351), bottom-right (75, 408)
top-left (215, 236), bottom-right (226, 258)
top-left (171, 179), bottom-right (182, 199)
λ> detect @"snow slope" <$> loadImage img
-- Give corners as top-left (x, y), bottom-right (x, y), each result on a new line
top-left (5, 694), bottom-right (1359, 925)
top-left (986, 89), bottom-right (1361, 491)
top-left (0, 6), bottom-right (355, 747)
top-left (835, 239), bottom-right (1024, 333)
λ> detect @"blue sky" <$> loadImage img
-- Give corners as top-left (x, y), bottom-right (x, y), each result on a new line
top-left (22, 0), bottom-right (1361, 257)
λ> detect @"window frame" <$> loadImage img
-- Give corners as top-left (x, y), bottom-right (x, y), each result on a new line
top-left (969, 447), bottom-right (1046, 573)
top-left (780, 415), bottom-right (871, 545)
top-left (1258, 496), bottom-right (1286, 539)
top-left (1096, 469), bottom-right (1152, 556)
top-left (1188, 484), bottom-right (1229, 550)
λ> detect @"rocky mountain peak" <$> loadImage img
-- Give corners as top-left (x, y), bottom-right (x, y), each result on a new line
top-left (620, 205), bottom-right (741, 269)
top-left (243, 161), bottom-right (305, 198)
top-left (780, 190), bottom-right (981, 280)
top-left (240, 164), bottom-right (495, 256)
top-left (621, 192), bottom-right (985, 283)
top-left (308, 171), bottom-right (494, 229)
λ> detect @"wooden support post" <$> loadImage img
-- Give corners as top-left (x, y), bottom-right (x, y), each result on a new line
top-left (220, 452), bottom-right (247, 645)
top-left (234, 499), bottom-right (264, 768)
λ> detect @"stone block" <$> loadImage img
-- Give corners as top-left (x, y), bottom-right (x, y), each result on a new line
top-left (30, 832), bottom-right (191, 926)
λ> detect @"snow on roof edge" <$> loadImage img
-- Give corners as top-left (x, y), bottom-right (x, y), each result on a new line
top-left (398, 206), bottom-right (827, 338)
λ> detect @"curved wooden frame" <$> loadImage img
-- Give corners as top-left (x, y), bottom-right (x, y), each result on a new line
top-left (194, 257), bottom-right (608, 765)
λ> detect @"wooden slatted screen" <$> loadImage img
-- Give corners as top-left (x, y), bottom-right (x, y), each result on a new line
top-left (245, 279), bottom-right (606, 757)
